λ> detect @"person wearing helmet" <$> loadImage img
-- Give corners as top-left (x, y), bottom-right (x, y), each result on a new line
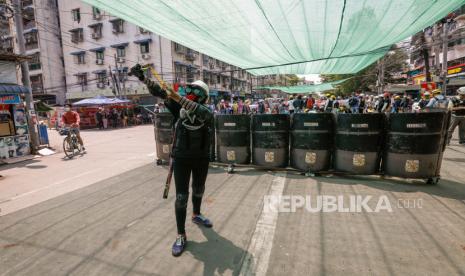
top-left (377, 92), bottom-right (391, 113)
top-left (130, 64), bottom-right (213, 257)
top-left (391, 95), bottom-right (402, 113)
top-left (426, 88), bottom-right (449, 109)
top-left (419, 91), bottom-right (431, 109)
top-left (447, 87), bottom-right (465, 144)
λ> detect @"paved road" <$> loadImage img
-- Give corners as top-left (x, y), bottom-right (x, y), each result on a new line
top-left (0, 126), bottom-right (465, 275)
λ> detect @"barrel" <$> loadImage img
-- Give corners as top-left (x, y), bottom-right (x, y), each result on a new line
top-left (215, 114), bottom-right (250, 164)
top-left (252, 114), bottom-right (289, 167)
top-left (154, 112), bottom-right (174, 162)
top-left (334, 113), bottom-right (385, 174)
top-left (290, 113), bottom-right (334, 172)
top-left (383, 111), bottom-right (448, 178)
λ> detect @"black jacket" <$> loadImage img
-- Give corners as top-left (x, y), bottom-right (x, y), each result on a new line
top-left (165, 98), bottom-right (213, 159)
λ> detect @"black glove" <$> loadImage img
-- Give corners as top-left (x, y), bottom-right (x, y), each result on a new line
top-left (129, 64), bottom-right (145, 81)
top-left (147, 80), bottom-right (167, 99)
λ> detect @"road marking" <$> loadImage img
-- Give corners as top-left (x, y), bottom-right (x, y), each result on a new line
top-left (147, 152), bottom-right (156, 157)
top-left (240, 173), bottom-right (286, 276)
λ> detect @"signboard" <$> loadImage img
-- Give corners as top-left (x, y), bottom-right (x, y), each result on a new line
top-left (420, 82), bottom-right (436, 91)
top-left (0, 94), bottom-right (21, 104)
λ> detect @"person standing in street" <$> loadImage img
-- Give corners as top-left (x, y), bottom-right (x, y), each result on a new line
top-left (448, 87), bottom-right (465, 144)
top-left (96, 107), bottom-right (104, 130)
top-left (288, 96), bottom-right (295, 114)
top-left (130, 64), bottom-right (214, 257)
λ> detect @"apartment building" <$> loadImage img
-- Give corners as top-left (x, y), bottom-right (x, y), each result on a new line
top-left (171, 42), bottom-right (252, 102)
top-left (57, 0), bottom-right (173, 104)
top-left (2, 0), bottom-right (66, 104)
top-left (409, 4), bottom-right (465, 93)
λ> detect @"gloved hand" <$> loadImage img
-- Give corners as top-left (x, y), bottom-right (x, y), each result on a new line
top-left (129, 64), bottom-right (146, 81)
top-left (147, 81), bottom-right (168, 99)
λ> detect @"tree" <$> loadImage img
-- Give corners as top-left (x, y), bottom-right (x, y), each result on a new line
top-left (321, 46), bottom-right (408, 95)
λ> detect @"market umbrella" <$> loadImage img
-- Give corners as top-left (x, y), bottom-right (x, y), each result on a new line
top-left (73, 95), bottom-right (129, 106)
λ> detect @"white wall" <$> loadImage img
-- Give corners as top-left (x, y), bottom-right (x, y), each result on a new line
top-left (58, 0), bottom-right (173, 100)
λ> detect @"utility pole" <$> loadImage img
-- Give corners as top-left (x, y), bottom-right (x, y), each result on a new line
top-left (113, 54), bottom-right (121, 97)
top-left (441, 20), bottom-right (449, 95)
top-left (13, 0), bottom-right (39, 153)
top-left (377, 58), bottom-right (385, 95)
top-left (421, 30), bottom-right (432, 82)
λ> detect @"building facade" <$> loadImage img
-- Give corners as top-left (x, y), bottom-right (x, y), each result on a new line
top-left (409, 4), bottom-right (465, 93)
top-left (58, 0), bottom-right (253, 104)
top-left (2, 0), bottom-right (66, 104)
top-left (57, 0), bottom-right (173, 104)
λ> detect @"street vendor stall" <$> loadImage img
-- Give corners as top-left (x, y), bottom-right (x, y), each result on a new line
top-left (72, 95), bottom-right (132, 129)
top-left (0, 84), bottom-right (31, 160)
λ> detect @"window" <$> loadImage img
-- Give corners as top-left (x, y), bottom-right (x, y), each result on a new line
top-left (140, 42), bottom-right (149, 54)
top-left (111, 19), bottom-right (124, 33)
top-left (203, 55), bottom-right (209, 66)
top-left (70, 28), bottom-right (83, 43)
top-left (28, 52), bottom-right (41, 70)
top-left (90, 23), bottom-right (102, 39)
top-left (76, 73), bottom-right (87, 90)
top-left (96, 72), bottom-right (107, 84)
top-left (174, 42), bottom-right (185, 54)
top-left (30, 74), bottom-right (43, 93)
top-left (75, 53), bottom-right (85, 64)
top-left (116, 47), bottom-right (125, 57)
top-left (72, 8), bottom-right (80, 23)
top-left (1, 37), bottom-right (14, 53)
top-left (92, 7), bottom-right (101, 19)
top-left (24, 31), bottom-right (38, 50)
top-left (139, 27), bottom-right (149, 34)
top-left (96, 51), bottom-right (104, 61)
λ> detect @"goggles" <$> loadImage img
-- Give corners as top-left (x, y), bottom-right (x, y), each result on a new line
top-left (186, 86), bottom-right (204, 97)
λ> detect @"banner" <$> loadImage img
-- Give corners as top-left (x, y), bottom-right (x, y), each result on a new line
top-left (0, 94), bottom-right (21, 104)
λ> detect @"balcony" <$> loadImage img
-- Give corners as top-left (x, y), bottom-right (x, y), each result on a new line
top-left (185, 50), bottom-right (197, 61)
top-left (23, 20), bottom-right (36, 30)
top-left (21, 0), bottom-right (33, 8)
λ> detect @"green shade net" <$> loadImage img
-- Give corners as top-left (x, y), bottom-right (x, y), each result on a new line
top-left (84, 0), bottom-right (465, 75)
top-left (257, 79), bottom-right (349, 94)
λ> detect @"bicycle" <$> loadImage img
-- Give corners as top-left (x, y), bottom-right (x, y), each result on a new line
top-left (59, 127), bottom-right (83, 158)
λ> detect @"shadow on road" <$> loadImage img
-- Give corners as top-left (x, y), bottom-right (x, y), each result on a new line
top-left (186, 226), bottom-right (253, 276)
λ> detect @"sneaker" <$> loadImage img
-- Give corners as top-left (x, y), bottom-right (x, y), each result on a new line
top-left (172, 235), bottom-right (187, 257)
top-left (192, 214), bottom-right (213, 228)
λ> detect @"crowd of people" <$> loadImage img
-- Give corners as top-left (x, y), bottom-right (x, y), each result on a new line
top-left (205, 88), bottom-right (460, 115)
top-left (94, 107), bottom-right (152, 130)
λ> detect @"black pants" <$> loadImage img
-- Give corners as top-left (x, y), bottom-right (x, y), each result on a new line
top-left (173, 157), bottom-right (209, 235)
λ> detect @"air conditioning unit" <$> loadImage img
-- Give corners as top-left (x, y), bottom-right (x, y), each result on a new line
top-left (141, 53), bottom-right (151, 60)
top-left (97, 83), bottom-right (105, 88)
top-left (96, 59), bottom-right (104, 65)
top-left (91, 32), bottom-right (101, 39)
top-left (117, 57), bottom-right (125, 63)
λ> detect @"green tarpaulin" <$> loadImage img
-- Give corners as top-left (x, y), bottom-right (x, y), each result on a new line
top-left (256, 79), bottom-right (349, 93)
top-left (84, 0), bottom-right (465, 75)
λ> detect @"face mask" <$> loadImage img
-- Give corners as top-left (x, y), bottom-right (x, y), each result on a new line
top-left (65, 107), bottom-right (71, 112)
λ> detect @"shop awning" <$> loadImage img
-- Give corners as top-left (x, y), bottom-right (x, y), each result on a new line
top-left (133, 38), bottom-right (152, 44)
top-left (110, 42), bottom-right (129, 48)
top-left (89, 47), bottom-right (105, 52)
top-left (88, 22), bottom-right (103, 28)
top-left (70, 51), bottom-right (86, 56)
top-left (0, 83), bottom-right (30, 95)
top-left (23, 28), bottom-right (38, 34)
top-left (82, 0), bottom-right (465, 75)
top-left (92, 69), bottom-right (107, 74)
